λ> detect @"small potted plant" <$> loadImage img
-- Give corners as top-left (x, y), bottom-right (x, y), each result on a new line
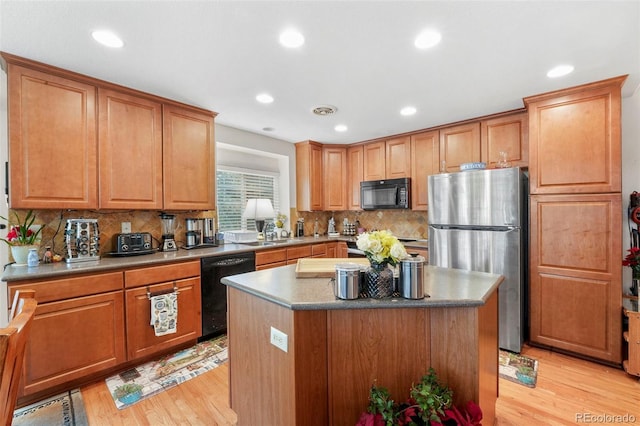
top-left (0, 210), bottom-right (43, 265)
top-left (113, 382), bottom-right (144, 404)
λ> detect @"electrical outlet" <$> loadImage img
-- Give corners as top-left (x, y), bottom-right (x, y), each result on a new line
top-left (270, 326), bottom-right (288, 352)
top-left (121, 222), bottom-right (131, 234)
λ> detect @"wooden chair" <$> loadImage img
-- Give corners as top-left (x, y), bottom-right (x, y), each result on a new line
top-left (0, 290), bottom-right (37, 425)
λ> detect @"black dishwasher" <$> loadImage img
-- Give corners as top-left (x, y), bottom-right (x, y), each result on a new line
top-left (200, 251), bottom-right (255, 340)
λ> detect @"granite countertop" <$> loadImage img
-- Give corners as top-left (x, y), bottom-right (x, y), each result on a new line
top-left (1, 235), bottom-right (428, 282)
top-left (222, 265), bottom-right (502, 310)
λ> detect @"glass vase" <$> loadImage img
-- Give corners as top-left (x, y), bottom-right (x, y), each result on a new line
top-left (363, 262), bottom-right (394, 298)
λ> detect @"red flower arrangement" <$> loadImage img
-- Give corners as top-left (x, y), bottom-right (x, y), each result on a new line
top-left (0, 210), bottom-right (42, 246)
top-left (623, 247), bottom-right (640, 275)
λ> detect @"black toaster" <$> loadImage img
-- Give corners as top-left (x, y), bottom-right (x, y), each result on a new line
top-left (113, 232), bottom-right (153, 254)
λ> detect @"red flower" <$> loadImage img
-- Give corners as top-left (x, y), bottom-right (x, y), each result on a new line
top-left (623, 247), bottom-right (640, 269)
top-left (356, 412), bottom-right (386, 426)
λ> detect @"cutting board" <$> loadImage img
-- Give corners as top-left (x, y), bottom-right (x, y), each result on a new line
top-left (295, 258), bottom-right (370, 278)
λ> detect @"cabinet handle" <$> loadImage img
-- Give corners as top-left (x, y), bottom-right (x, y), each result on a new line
top-left (146, 285), bottom-right (179, 300)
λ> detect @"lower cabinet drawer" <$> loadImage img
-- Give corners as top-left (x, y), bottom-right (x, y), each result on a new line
top-left (125, 277), bottom-right (202, 361)
top-left (22, 291), bottom-right (126, 397)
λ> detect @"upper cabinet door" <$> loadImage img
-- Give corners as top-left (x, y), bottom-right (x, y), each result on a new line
top-left (99, 89), bottom-right (163, 209)
top-left (347, 145), bottom-right (364, 211)
top-left (295, 141), bottom-right (323, 211)
top-left (410, 131), bottom-right (439, 211)
top-left (525, 76), bottom-right (625, 195)
top-left (480, 112), bottom-right (528, 169)
top-left (7, 64), bottom-right (98, 209)
top-left (323, 146), bottom-right (347, 211)
top-left (363, 141), bottom-right (386, 181)
top-left (439, 122), bottom-right (481, 173)
top-left (162, 104), bottom-right (216, 210)
top-left (385, 136), bottom-right (411, 179)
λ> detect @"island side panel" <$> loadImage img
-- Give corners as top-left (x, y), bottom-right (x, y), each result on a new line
top-left (429, 290), bottom-right (498, 424)
top-left (327, 308), bottom-right (431, 426)
top-left (227, 288), bottom-right (328, 426)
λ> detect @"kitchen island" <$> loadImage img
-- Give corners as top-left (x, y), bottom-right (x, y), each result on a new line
top-left (222, 265), bottom-right (502, 426)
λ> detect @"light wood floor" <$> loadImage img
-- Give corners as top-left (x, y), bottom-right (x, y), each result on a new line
top-left (81, 345), bottom-right (640, 425)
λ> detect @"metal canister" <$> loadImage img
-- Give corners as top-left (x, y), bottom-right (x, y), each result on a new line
top-left (334, 263), bottom-right (363, 300)
top-left (399, 255), bottom-right (426, 299)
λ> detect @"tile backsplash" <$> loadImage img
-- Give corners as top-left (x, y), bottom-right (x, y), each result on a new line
top-left (4, 208), bottom-right (427, 261)
top-left (5, 209), bottom-right (216, 259)
top-left (294, 209), bottom-right (428, 240)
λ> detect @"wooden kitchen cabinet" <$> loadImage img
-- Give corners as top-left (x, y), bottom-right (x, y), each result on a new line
top-left (337, 241), bottom-right (348, 258)
top-left (323, 146), bottom-right (348, 211)
top-left (529, 193), bottom-right (622, 363)
top-left (347, 145), bottom-right (364, 210)
top-left (99, 88), bottom-right (163, 209)
top-left (5, 60), bottom-right (98, 209)
top-left (525, 76), bottom-right (625, 195)
top-left (410, 130), bottom-right (439, 211)
top-left (296, 141), bottom-right (324, 211)
top-left (480, 112), bottom-right (528, 169)
top-left (8, 271), bottom-right (125, 399)
top-left (326, 241), bottom-right (337, 258)
top-left (124, 261), bottom-right (202, 361)
top-left (163, 104), bottom-right (216, 210)
top-left (385, 136), bottom-right (411, 179)
top-left (256, 248), bottom-right (288, 270)
top-left (623, 303), bottom-right (640, 376)
top-left (439, 122), bottom-right (481, 173)
top-left (363, 141), bottom-right (386, 181)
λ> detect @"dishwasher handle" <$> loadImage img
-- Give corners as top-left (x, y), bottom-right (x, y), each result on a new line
top-left (204, 257), bottom-right (254, 268)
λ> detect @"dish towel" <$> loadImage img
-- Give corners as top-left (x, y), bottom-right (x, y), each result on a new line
top-left (150, 292), bottom-right (178, 336)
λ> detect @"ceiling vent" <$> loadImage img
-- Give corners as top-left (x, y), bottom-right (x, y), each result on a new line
top-left (312, 105), bottom-right (337, 116)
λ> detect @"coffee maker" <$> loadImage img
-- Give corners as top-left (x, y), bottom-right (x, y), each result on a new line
top-left (185, 217), bottom-right (218, 249)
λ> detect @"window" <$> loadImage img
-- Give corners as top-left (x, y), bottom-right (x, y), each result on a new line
top-left (216, 168), bottom-right (280, 231)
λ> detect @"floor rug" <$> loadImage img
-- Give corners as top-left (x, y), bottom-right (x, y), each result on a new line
top-left (105, 334), bottom-right (228, 409)
top-left (13, 389), bottom-right (88, 426)
top-left (499, 349), bottom-right (538, 388)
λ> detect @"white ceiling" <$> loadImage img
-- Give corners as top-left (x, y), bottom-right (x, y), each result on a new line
top-left (1, 1), bottom-right (639, 145)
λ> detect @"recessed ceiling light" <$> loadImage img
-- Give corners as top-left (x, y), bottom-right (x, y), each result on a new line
top-left (91, 30), bottom-right (124, 48)
top-left (547, 64), bottom-right (574, 78)
top-left (334, 124), bottom-right (348, 132)
top-left (414, 30), bottom-right (441, 49)
top-left (400, 106), bottom-right (417, 116)
top-left (256, 93), bottom-right (274, 104)
top-left (279, 29), bottom-right (305, 48)
top-left (312, 105), bottom-right (337, 116)
top-left (262, 127), bottom-right (275, 132)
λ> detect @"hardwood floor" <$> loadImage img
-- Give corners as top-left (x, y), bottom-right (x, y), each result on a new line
top-left (80, 345), bottom-right (640, 425)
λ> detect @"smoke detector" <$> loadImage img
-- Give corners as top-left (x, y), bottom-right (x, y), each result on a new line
top-left (312, 105), bottom-right (337, 116)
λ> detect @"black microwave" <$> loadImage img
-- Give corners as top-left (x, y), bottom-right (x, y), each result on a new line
top-left (360, 178), bottom-right (411, 210)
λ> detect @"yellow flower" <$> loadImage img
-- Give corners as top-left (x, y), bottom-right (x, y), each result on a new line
top-left (356, 230), bottom-right (407, 266)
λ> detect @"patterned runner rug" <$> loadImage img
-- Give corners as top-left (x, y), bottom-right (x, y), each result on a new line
top-left (13, 389), bottom-right (88, 426)
top-left (105, 334), bottom-right (228, 409)
top-left (499, 349), bottom-right (539, 388)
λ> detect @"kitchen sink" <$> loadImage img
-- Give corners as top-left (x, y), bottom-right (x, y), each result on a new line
top-left (238, 239), bottom-right (302, 247)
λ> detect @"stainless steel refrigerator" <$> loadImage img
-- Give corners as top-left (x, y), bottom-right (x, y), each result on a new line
top-left (428, 167), bottom-right (528, 353)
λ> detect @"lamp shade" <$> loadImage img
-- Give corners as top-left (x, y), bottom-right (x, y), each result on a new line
top-left (243, 199), bottom-right (275, 219)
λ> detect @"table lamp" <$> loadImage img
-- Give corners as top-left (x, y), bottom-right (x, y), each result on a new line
top-left (244, 199), bottom-right (275, 240)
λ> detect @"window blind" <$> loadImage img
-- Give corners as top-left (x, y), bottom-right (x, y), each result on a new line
top-left (216, 169), bottom-right (280, 231)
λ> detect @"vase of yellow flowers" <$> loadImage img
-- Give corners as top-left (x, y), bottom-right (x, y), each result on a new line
top-left (1, 210), bottom-right (43, 265)
top-left (356, 230), bottom-right (407, 298)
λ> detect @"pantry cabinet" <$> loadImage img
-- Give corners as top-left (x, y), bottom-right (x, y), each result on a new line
top-left (5, 61), bottom-right (98, 209)
top-left (480, 112), bottom-right (528, 169)
top-left (8, 272), bottom-right (125, 398)
top-left (99, 88), bottom-right (163, 209)
top-left (163, 105), bottom-right (216, 210)
top-left (439, 122), bottom-right (481, 173)
top-left (410, 130), bottom-right (439, 211)
top-left (323, 146), bottom-right (348, 211)
top-left (527, 76), bottom-right (625, 364)
top-left (296, 141), bottom-right (324, 211)
top-left (347, 145), bottom-right (364, 210)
